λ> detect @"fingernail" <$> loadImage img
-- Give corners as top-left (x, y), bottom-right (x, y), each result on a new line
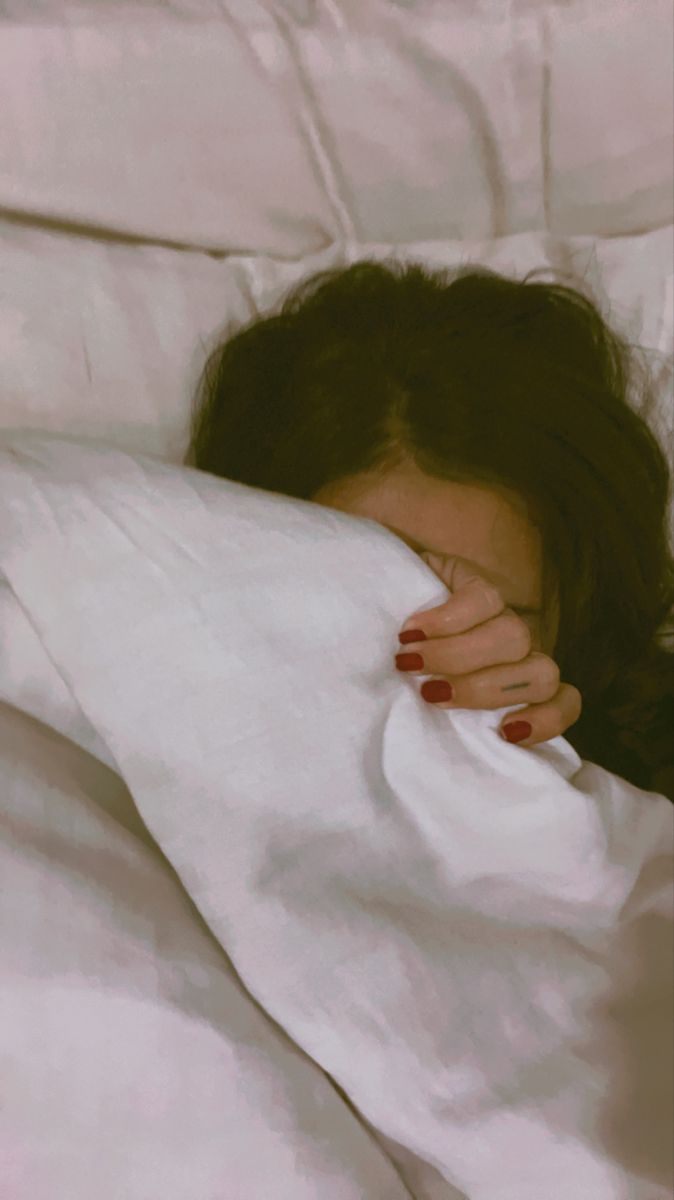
top-left (399, 628), bottom-right (427, 644)
top-left (421, 680), bottom-right (454, 703)
top-left (395, 653), bottom-right (424, 672)
top-left (500, 721), bottom-right (532, 744)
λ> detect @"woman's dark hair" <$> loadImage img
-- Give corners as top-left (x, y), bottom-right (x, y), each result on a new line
top-left (186, 256), bottom-right (674, 801)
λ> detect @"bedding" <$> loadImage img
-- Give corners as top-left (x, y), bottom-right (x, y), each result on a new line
top-left (1, 226), bottom-right (672, 518)
top-left (0, 701), bottom-right (418, 1200)
top-left (0, 1), bottom-right (672, 487)
top-left (1, 431), bottom-right (672, 1199)
top-left (1, 0), bottom-right (672, 250)
top-left (1, 1), bottom-right (673, 1196)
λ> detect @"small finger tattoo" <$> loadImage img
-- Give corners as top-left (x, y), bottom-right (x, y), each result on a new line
top-left (501, 681), bottom-right (531, 693)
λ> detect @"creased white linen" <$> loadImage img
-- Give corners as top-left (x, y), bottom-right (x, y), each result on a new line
top-left (1, 1), bottom-right (671, 248)
top-left (0, 703), bottom-right (416, 1200)
top-left (1, 433), bottom-right (672, 1199)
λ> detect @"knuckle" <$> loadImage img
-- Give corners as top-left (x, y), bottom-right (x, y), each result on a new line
top-left (539, 657), bottom-right (561, 690)
top-left (480, 582), bottom-right (505, 612)
top-left (505, 614), bottom-right (531, 655)
top-left (566, 682), bottom-right (583, 718)
top-left (550, 683), bottom-right (583, 733)
top-left (443, 650), bottom-right (464, 676)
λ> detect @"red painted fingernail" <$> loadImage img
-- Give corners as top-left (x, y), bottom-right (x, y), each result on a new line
top-left (399, 628), bottom-right (427, 644)
top-left (395, 653), bottom-right (424, 672)
top-left (420, 680), bottom-right (454, 703)
top-left (501, 721), bottom-right (532, 744)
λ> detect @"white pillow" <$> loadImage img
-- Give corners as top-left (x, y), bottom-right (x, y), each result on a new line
top-left (280, 0), bottom-right (674, 242)
top-left (1, 0), bottom-right (671, 246)
top-left (1, 228), bottom-right (671, 507)
top-left (0, 3), bottom-right (336, 258)
top-left (1, 432), bottom-right (673, 1199)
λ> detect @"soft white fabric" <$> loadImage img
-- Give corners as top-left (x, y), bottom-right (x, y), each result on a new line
top-left (1, 1), bottom-right (671, 553)
top-left (0, 579), bottom-right (116, 769)
top-left (1, 1), bottom-right (673, 1194)
top-left (0, 702), bottom-right (417, 1200)
top-left (1, 432), bottom-right (672, 1200)
top-left (1, 0), bottom-right (671, 249)
top-left (0, 226), bottom-right (672, 518)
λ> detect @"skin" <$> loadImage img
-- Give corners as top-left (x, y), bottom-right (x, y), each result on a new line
top-left (313, 458), bottom-right (560, 654)
top-left (312, 458), bottom-right (583, 747)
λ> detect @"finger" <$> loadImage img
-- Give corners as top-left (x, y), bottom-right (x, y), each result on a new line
top-left (400, 554), bottom-right (506, 639)
top-left (422, 677), bottom-right (583, 746)
top-left (397, 611), bottom-right (532, 676)
top-left (403, 650), bottom-right (560, 710)
top-left (496, 682), bottom-right (583, 747)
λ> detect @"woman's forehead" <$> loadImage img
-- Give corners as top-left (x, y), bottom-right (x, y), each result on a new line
top-left (316, 465), bottom-right (545, 611)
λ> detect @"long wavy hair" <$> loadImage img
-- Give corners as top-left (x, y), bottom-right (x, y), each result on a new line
top-left (185, 257), bottom-right (674, 801)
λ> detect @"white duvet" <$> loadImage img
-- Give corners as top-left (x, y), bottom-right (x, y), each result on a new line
top-left (1, 433), bottom-right (672, 1200)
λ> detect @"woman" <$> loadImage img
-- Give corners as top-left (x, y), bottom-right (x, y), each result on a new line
top-left (185, 257), bottom-right (674, 801)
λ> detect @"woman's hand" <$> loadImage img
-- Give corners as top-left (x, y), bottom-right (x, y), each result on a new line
top-left (395, 554), bottom-right (582, 747)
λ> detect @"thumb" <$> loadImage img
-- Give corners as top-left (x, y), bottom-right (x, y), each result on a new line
top-left (400, 553), bottom-right (502, 635)
top-left (419, 552), bottom-right (483, 591)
